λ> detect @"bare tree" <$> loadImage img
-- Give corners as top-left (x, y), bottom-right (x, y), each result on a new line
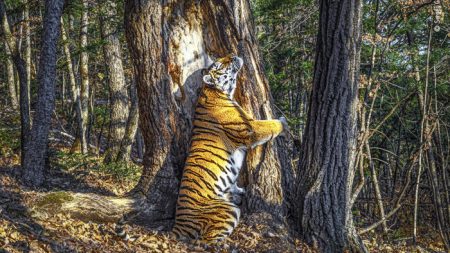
top-left (61, 17), bottom-right (84, 140)
top-left (292, 0), bottom-right (366, 251)
top-left (4, 40), bottom-right (18, 109)
top-left (78, 0), bottom-right (89, 154)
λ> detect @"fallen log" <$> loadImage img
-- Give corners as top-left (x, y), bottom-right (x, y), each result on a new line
top-left (30, 191), bottom-right (136, 223)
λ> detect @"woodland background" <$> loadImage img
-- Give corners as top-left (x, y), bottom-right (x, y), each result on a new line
top-left (0, 0), bottom-right (449, 252)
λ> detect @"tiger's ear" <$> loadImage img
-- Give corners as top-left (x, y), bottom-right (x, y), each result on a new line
top-left (203, 74), bottom-right (214, 84)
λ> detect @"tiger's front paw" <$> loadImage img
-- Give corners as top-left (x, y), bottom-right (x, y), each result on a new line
top-left (279, 116), bottom-right (289, 137)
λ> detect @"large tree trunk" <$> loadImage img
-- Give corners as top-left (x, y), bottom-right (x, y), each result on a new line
top-left (124, 0), bottom-right (181, 221)
top-left (99, 0), bottom-right (129, 164)
top-left (293, 0), bottom-right (366, 252)
top-left (124, 0), bottom-right (289, 222)
top-left (0, 0), bottom-right (31, 166)
top-left (22, 0), bottom-right (64, 186)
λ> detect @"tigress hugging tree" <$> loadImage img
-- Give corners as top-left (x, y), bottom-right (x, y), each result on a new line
top-left (123, 0), bottom-right (293, 223)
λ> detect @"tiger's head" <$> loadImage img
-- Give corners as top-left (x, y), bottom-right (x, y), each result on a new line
top-left (203, 55), bottom-right (244, 98)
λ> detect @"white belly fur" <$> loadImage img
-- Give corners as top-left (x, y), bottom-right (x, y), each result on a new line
top-left (231, 148), bottom-right (245, 171)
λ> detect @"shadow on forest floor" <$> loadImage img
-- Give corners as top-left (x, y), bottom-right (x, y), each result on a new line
top-left (0, 166), bottom-right (80, 252)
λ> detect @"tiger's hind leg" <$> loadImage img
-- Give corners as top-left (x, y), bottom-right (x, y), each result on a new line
top-left (201, 202), bottom-right (241, 241)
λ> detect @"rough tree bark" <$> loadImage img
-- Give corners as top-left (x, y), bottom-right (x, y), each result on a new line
top-left (22, 0), bottom-right (65, 186)
top-left (124, 0), bottom-right (290, 222)
top-left (124, 0), bottom-right (181, 221)
top-left (99, 0), bottom-right (129, 164)
top-left (292, 0), bottom-right (366, 252)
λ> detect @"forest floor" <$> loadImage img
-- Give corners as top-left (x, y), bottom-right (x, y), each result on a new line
top-left (0, 108), bottom-right (446, 253)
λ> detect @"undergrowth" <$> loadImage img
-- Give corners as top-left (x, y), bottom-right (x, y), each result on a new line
top-left (52, 150), bottom-right (141, 181)
top-left (0, 110), bottom-right (20, 165)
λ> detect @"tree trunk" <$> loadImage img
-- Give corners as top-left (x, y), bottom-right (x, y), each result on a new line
top-left (293, 0), bottom-right (366, 252)
top-left (60, 17), bottom-right (83, 135)
top-left (22, 0), bottom-right (64, 186)
top-left (427, 148), bottom-right (450, 250)
top-left (24, 0), bottom-right (31, 108)
top-left (124, 0), bottom-right (289, 221)
top-left (367, 142), bottom-right (388, 233)
top-left (135, 128), bottom-right (144, 161)
top-left (78, 0), bottom-right (89, 154)
top-left (4, 40), bottom-right (18, 109)
top-left (0, 0), bottom-right (31, 166)
top-left (99, 0), bottom-right (129, 164)
top-left (117, 78), bottom-right (139, 162)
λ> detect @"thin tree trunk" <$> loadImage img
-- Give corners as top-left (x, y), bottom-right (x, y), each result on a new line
top-left (60, 17), bottom-right (82, 120)
top-left (22, 0), bottom-right (65, 186)
top-left (0, 1), bottom-right (31, 166)
top-left (413, 23), bottom-right (432, 244)
top-left (99, 0), bottom-right (129, 163)
top-left (79, 0), bottom-right (89, 154)
top-left (24, 0), bottom-right (31, 107)
top-left (4, 40), bottom-right (18, 109)
top-left (293, 0), bottom-right (366, 251)
top-left (367, 142), bottom-right (388, 233)
top-left (427, 148), bottom-right (450, 250)
top-left (117, 78), bottom-right (139, 162)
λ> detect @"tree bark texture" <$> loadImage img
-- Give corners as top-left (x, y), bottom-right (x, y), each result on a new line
top-left (0, 0), bottom-right (30, 166)
top-left (79, 0), bottom-right (89, 154)
top-left (24, 0), bottom-right (31, 106)
top-left (4, 40), bottom-right (18, 109)
top-left (293, 0), bottom-right (366, 252)
top-left (117, 78), bottom-right (139, 162)
top-left (22, 0), bottom-right (64, 186)
top-left (100, 0), bottom-right (129, 164)
top-left (124, 0), bottom-right (289, 221)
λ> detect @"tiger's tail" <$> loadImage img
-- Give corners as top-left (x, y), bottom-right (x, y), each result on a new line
top-left (114, 211), bottom-right (140, 242)
top-left (115, 216), bottom-right (137, 241)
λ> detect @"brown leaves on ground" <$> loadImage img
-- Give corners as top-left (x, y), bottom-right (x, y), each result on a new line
top-left (0, 164), bottom-right (310, 252)
top-left (1, 163), bottom-right (447, 252)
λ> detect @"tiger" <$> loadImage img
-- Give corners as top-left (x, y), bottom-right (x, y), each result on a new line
top-left (115, 55), bottom-right (288, 244)
top-left (171, 54), bottom-right (288, 243)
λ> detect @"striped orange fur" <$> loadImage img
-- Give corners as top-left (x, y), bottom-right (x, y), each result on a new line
top-left (172, 55), bottom-right (287, 243)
